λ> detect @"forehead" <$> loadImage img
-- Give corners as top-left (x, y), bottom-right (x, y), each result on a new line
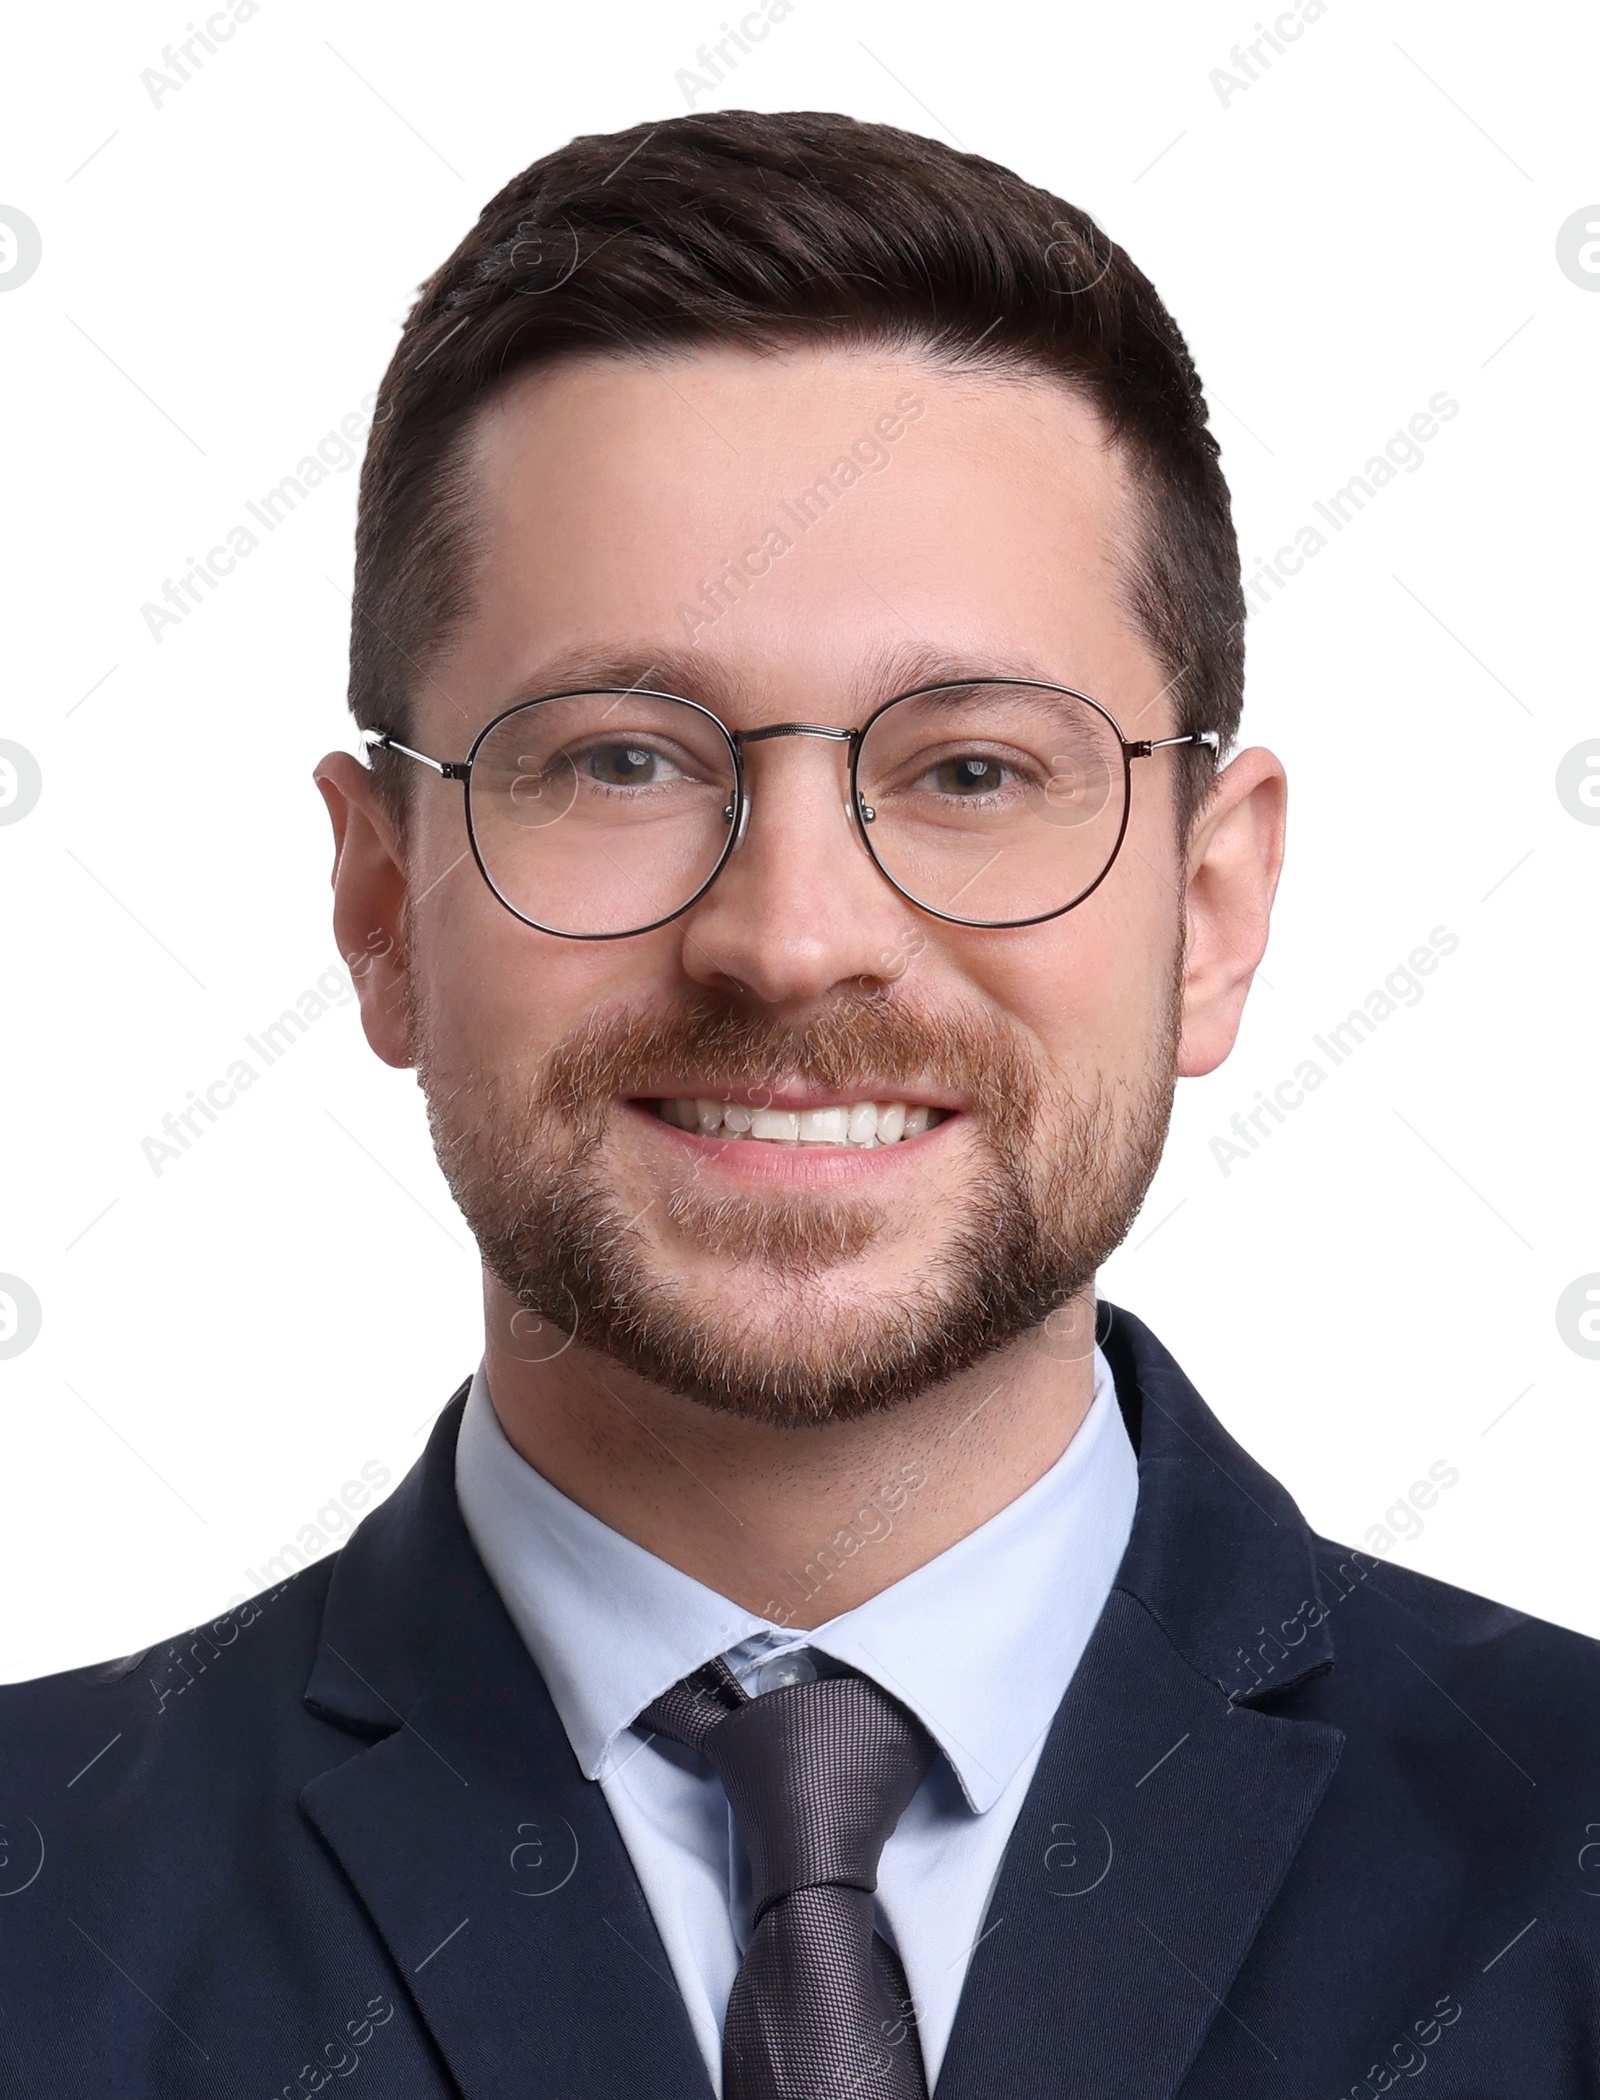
top-left (425, 346), bottom-right (1161, 744)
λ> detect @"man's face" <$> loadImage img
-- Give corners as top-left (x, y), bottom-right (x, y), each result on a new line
top-left (346, 349), bottom-right (1238, 1422)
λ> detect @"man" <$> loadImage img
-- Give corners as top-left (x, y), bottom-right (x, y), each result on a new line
top-left (2, 109), bottom-right (1595, 2099)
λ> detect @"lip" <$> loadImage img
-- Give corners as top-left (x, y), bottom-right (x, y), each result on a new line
top-left (621, 1098), bottom-right (963, 1180)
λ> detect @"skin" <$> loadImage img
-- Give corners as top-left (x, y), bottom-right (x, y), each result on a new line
top-left (315, 347), bottom-right (1285, 1624)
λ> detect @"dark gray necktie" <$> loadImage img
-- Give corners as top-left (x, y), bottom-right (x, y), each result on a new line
top-left (640, 1657), bottom-right (935, 2100)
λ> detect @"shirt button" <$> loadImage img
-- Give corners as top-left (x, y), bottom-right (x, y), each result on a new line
top-left (748, 1647), bottom-right (820, 1695)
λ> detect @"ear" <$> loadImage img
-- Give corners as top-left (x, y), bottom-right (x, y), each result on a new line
top-left (1177, 746), bottom-right (1287, 1078)
top-left (313, 752), bottom-right (414, 1070)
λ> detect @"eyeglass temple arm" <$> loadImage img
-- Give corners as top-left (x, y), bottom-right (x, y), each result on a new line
top-left (359, 722), bottom-right (1218, 774)
top-left (1126, 730), bottom-right (1220, 760)
top-left (360, 729), bottom-right (469, 783)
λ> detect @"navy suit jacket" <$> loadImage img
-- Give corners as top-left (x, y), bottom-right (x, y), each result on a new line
top-left (3, 1307), bottom-right (1598, 2097)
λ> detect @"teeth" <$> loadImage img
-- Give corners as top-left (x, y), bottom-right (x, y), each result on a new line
top-left (653, 1098), bottom-right (942, 1146)
top-left (750, 1108), bottom-right (800, 1141)
top-left (798, 1107), bottom-right (849, 1145)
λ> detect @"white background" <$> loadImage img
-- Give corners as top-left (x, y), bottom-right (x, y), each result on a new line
top-left (3, 0), bottom-right (1596, 1681)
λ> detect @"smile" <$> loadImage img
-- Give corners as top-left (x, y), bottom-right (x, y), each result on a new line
top-left (645, 1098), bottom-right (948, 1147)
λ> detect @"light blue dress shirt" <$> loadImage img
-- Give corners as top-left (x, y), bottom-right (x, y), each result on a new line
top-left (455, 1351), bottom-right (1137, 2092)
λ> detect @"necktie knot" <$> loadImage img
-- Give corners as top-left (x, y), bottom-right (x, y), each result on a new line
top-left (699, 1673), bottom-right (933, 1921)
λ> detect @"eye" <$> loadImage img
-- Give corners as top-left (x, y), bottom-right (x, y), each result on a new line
top-left (925, 754), bottom-right (1010, 797)
top-left (582, 742), bottom-right (678, 787)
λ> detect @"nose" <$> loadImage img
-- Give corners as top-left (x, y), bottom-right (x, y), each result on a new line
top-left (677, 732), bottom-right (924, 1008)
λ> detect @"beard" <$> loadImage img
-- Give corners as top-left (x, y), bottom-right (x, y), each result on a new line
top-left (414, 976), bottom-right (1180, 1428)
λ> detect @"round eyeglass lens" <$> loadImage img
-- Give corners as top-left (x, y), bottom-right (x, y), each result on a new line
top-left (467, 692), bottom-right (738, 936)
top-left (855, 683), bottom-right (1129, 926)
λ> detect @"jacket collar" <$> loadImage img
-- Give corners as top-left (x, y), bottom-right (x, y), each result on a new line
top-left (302, 1307), bottom-right (1344, 1734)
top-left (1101, 1302), bottom-right (1343, 1705)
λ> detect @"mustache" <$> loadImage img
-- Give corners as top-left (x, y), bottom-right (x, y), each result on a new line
top-left (535, 990), bottom-right (1038, 1131)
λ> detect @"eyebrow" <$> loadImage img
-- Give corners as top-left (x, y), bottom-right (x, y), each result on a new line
top-left (484, 640), bottom-right (1084, 729)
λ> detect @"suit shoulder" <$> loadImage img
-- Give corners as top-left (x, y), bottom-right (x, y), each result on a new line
top-left (0, 1557), bottom-right (338, 1781)
top-left (1311, 1531), bottom-right (1600, 1694)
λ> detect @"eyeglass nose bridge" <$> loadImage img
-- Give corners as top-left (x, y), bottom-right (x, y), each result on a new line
top-left (724, 721), bottom-right (863, 853)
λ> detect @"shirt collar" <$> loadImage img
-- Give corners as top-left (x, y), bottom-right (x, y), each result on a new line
top-left (455, 1351), bottom-right (1137, 1815)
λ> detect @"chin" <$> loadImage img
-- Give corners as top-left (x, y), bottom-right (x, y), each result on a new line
top-left (542, 1231), bottom-right (1053, 1429)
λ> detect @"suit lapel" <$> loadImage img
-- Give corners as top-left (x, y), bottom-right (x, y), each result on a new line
top-left (937, 1306), bottom-right (1346, 2099)
top-left (298, 1390), bottom-right (712, 2100)
top-left (935, 1592), bottom-right (1341, 2097)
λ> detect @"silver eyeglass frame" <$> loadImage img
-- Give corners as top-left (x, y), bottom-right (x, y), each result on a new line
top-left (361, 678), bottom-right (1220, 939)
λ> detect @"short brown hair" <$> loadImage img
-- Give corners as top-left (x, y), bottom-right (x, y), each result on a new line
top-left (350, 109), bottom-right (1242, 827)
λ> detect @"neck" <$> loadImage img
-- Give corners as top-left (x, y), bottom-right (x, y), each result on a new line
top-left (479, 1278), bottom-right (1098, 1627)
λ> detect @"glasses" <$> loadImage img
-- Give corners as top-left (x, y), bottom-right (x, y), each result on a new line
top-left (363, 680), bottom-right (1218, 940)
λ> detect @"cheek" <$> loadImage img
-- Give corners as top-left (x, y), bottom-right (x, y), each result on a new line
top-left (944, 881), bottom-right (1179, 1082)
top-left (410, 827), bottom-right (684, 1074)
